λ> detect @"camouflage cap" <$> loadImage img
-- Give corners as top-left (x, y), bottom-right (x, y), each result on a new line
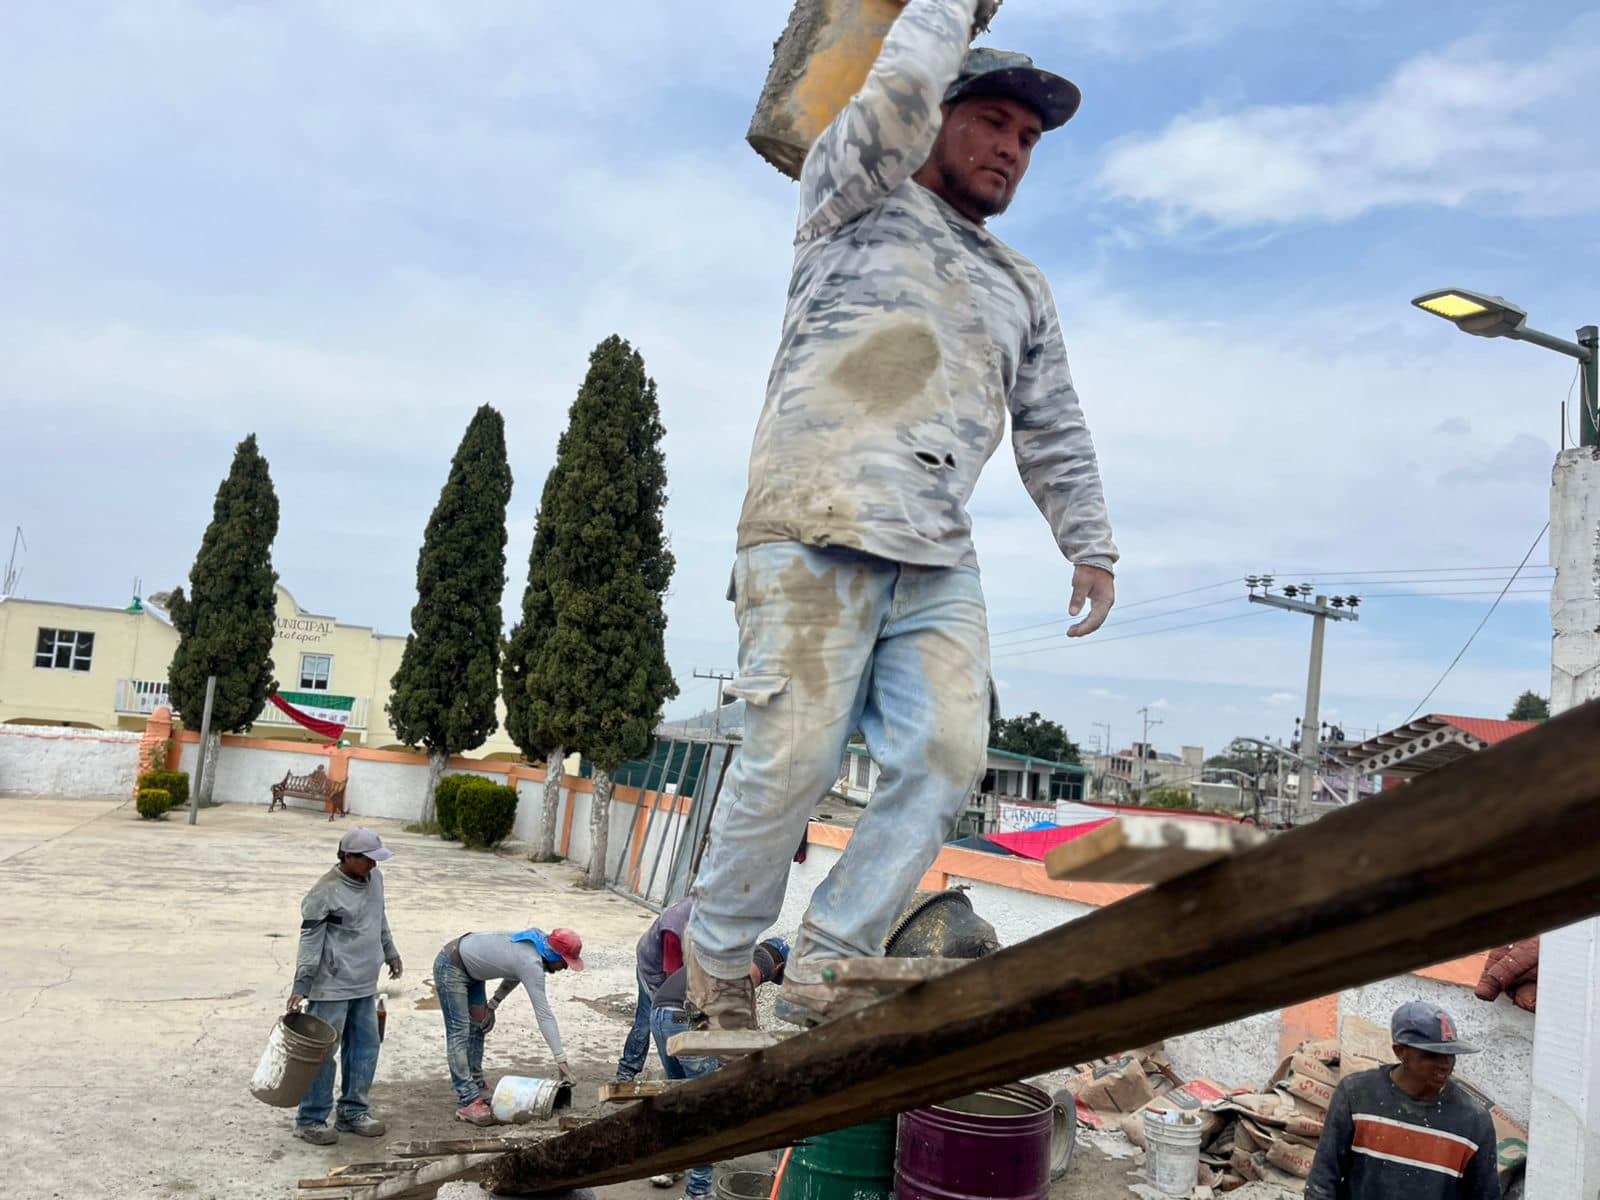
top-left (943, 47), bottom-right (1082, 131)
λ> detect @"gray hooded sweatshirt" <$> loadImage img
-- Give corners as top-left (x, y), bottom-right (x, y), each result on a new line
top-left (293, 865), bottom-right (397, 1001)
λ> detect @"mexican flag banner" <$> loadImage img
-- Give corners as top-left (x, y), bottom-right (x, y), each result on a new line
top-left (269, 691), bottom-right (353, 741)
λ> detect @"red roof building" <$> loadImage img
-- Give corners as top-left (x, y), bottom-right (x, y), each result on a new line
top-left (1343, 713), bottom-right (1539, 780)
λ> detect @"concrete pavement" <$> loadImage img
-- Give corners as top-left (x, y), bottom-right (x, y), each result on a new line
top-left (0, 796), bottom-right (659, 1199)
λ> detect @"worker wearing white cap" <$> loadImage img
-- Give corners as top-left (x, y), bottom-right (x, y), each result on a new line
top-left (285, 828), bottom-right (403, 1146)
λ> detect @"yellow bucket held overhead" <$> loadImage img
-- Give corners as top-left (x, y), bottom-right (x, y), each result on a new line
top-left (750, 0), bottom-right (999, 180)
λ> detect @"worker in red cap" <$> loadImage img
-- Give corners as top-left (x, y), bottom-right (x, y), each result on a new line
top-left (432, 925), bottom-right (585, 1125)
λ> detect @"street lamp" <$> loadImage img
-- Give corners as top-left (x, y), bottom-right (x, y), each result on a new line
top-left (1411, 287), bottom-right (1599, 445)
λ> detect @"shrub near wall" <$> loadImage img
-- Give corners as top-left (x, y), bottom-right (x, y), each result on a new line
top-left (434, 775), bottom-right (467, 840)
top-left (455, 777), bottom-right (517, 849)
top-left (139, 770), bottom-right (190, 809)
top-left (137, 788), bottom-right (172, 820)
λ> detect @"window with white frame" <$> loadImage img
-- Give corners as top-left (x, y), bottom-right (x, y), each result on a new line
top-left (299, 654), bottom-right (332, 691)
top-left (35, 628), bottom-right (95, 671)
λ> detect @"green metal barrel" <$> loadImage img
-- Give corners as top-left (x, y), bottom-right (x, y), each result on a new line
top-left (779, 1118), bottom-right (898, 1200)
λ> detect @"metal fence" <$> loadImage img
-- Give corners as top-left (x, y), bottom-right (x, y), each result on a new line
top-left (606, 734), bottom-right (738, 911)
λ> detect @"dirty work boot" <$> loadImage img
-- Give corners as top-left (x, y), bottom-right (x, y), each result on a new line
top-left (335, 1113), bottom-right (386, 1137)
top-left (683, 934), bottom-right (755, 1032)
top-left (773, 967), bottom-right (882, 1028)
top-left (455, 1098), bottom-right (498, 1127)
top-left (293, 1122), bottom-right (338, 1146)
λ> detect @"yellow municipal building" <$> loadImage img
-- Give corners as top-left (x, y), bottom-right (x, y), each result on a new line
top-left (0, 584), bottom-right (524, 758)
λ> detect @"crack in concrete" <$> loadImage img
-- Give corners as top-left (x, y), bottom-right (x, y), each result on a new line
top-left (0, 960), bottom-right (74, 1025)
top-left (0, 802), bottom-right (126, 866)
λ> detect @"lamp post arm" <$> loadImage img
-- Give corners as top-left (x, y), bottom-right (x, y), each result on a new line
top-left (1508, 325), bottom-right (1593, 362)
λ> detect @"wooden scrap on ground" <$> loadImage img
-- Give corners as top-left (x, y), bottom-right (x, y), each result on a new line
top-left (1044, 814), bottom-right (1266, 884)
top-left (389, 1136), bottom-right (538, 1158)
top-left (601, 1080), bottom-right (675, 1102)
top-left (820, 957), bottom-right (963, 989)
top-left (667, 1030), bottom-right (787, 1057)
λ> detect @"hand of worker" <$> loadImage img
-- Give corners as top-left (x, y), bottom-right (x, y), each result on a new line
top-left (556, 1059), bottom-right (575, 1085)
top-left (287, 992), bottom-right (306, 1014)
top-left (1067, 564), bottom-right (1115, 638)
top-left (386, 956), bottom-right (403, 980)
top-left (469, 1004), bottom-right (496, 1034)
top-left (973, 0), bottom-right (1001, 34)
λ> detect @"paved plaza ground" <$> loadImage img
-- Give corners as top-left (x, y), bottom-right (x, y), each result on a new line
top-left (0, 795), bottom-right (1156, 1200)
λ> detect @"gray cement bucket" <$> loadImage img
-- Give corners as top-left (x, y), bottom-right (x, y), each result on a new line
top-left (250, 1011), bottom-right (337, 1108)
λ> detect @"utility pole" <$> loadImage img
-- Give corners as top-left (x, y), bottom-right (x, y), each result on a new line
top-left (1136, 707), bottom-right (1162, 803)
top-left (1091, 721), bottom-right (1111, 801)
top-left (1246, 579), bottom-right (1359, 821)
top-left (188, 674), bottom-right (216, 825)
top-left (693, 668), bottom-right (735, 736)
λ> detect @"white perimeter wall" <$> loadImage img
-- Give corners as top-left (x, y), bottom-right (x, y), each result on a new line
top-left (0, 724), bottom-right (141, 799)
top-left (770, 838), bottom-right (1528, 1115)
top-left (179, 741), bottom-right (322, 808)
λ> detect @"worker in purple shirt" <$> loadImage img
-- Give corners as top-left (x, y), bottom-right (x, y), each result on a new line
top-left (616, 898), bottom-right (693, 1083)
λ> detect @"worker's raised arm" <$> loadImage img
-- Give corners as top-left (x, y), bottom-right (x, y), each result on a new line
top-left (796, 0), bottom-right (979, 240)
top-left (1009, 284), bottom-right (1118, 573)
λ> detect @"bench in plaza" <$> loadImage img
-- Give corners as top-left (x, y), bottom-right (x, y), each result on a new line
top-left (268, 765), bottom-right (346, 822)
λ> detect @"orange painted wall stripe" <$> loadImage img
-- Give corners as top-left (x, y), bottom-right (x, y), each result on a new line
top-left (1279, 995), bottom-right (1339, 1059)
top-left (560, 792), bottom-right (576, 857)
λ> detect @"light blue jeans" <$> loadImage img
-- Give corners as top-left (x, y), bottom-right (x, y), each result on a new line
top-left (433, 952), bottom-right (488, 1108)
top-left (689, 542), bottom-right (990, 983)
top-left (297, 996), bottom-right (380, 1128)
top-left (652, 1005), bottom-right (721, 1197)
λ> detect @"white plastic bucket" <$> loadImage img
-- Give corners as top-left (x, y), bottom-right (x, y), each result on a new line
top-left (250, 1011), bottom-right (337, 1108)
top-left (1143, 1109), bottom-right (1202, 1196)
top-left (490, 1076), bottom-right (573, 1124)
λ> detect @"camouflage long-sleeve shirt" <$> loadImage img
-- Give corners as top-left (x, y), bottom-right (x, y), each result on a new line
top-left (737, 0), bottom-right (1118, 573)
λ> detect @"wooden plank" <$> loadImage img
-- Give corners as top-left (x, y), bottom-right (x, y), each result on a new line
top-left (471, 701), bottom-right (1600, 1195)
top-left (819, 957), bottom-right (964, 989)
top-left (389, 1136), bottom-right (538, 1158)
top-left (600, 1080), bottom-right (675, 1102)
top-left (1044, 815), bottom-right (1266, 884)
top-left (298, 1180), bottom-right (385, 1191)
top-left (666, 1030), bottom-right (786, 1057)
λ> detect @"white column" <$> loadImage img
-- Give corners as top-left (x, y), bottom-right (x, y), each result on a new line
top-left (1527, 448), bottom-right (1600, 1196)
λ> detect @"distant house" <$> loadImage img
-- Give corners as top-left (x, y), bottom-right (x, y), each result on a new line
top-left (836, 743), bottom-right (1091, 836)
top-left (1092, 741), bottom-right (1206, 803)
top-left (1342, 713), bottom-right (1538, 783)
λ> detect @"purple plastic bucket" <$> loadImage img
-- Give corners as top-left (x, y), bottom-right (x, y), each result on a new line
top-left (895, 1083), bottom-right (1055, 1200)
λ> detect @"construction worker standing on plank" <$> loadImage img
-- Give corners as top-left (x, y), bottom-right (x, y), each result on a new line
top-left (687, 0), bottom-right (1117, 1031)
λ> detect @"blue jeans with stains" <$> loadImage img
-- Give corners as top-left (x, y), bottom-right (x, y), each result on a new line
top-left (651, 1005), bottom-right (721, 1197)
top-left (297, 996), bottom-right (381, 1127)
top-left (688, 542), bottom-right (990, 983)
top-left (616, 969), bottom-right (654, 1081)
top-left (433, 952), bottom-right (488, 1108)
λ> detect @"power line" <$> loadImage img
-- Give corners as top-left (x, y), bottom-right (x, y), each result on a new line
top-left (991, 596), bottom-right (1241, 648)
top-left (1404, 525), bottom-right (1550, 722)
top-left (990, 608), bottom-right (1267, 660)
top-left (988, 576), bottom-right (1238, 638)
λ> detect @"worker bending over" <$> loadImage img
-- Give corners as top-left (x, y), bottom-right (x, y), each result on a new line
top-left (617, 897), bottom-right (692, 1084)
top-left (688, 0), bottom-right (1118, 1030)
top-left (432, 925), bottom-right (584, 1125)
top-left (652, 940), bottom-right (788, 1200)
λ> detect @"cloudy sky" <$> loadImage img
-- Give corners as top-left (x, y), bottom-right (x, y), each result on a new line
top-left (5, 1), bottom-right (1597, 757)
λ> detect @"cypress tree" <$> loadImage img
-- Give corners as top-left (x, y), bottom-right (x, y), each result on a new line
top-left (503, 447), bottom-right (566, 861)
top-left (519, 335), bottom-right (678, 886)
top-left (166, 434), bottom-right (281, 803)
top-left (387, 405), bottom-right (513, 820)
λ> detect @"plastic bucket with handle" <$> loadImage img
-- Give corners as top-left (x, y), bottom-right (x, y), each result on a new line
top-left (250, 1011), bottom-right (337, 1108)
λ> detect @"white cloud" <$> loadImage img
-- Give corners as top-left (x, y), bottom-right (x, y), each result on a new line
top-left (1266, 692), bottom-right (1299, 708)
top-left (1097, 22), bottom-right (1600, 228)
top-left (1148, 698), bottom-right (1172, 710)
